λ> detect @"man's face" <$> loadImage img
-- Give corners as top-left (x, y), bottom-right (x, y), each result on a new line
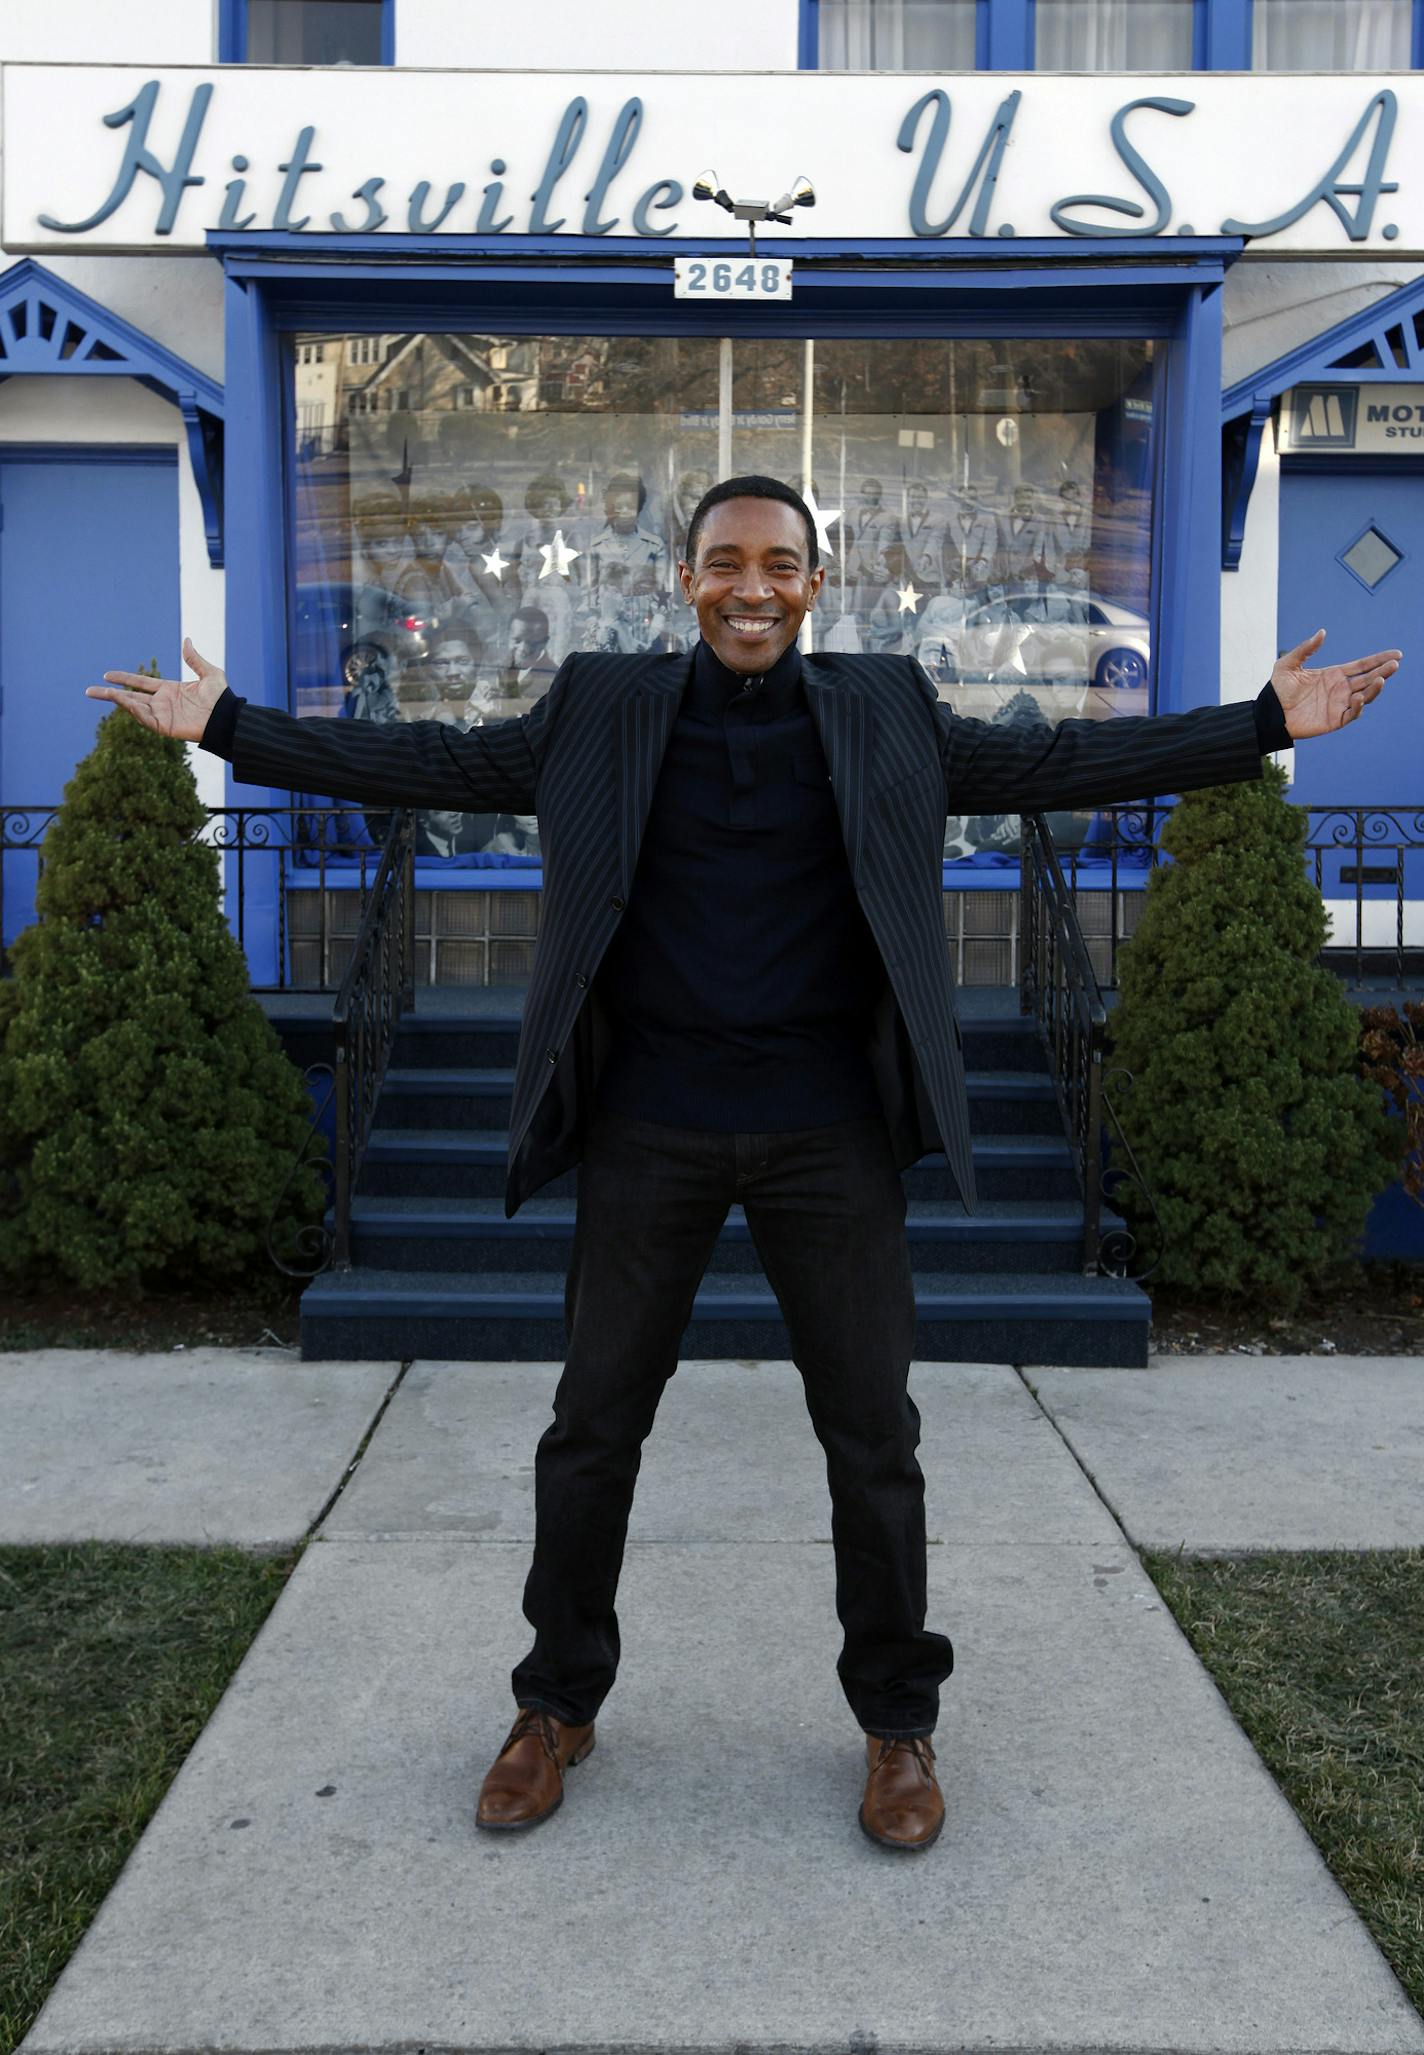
top-left (679, 497), bottom-right (823, 675)
top-left (535, 489), bottom-right (563, 523)
top-left (608, 489), bottom-right (639, 534)
top-left (425, 809), bottom-right (465, 839)
top-left (366, 528), bottom-right (405, 568)
top-left (907, 483), bottom-right (928, 517)
top-left (861, 481), bottom-right (882, 512)
top-left (1013, 486), bottom-right (1034, 515)
top-left (511, 617), bottom-right (547, 668)
top-left (426, 640), bottom-right (474, 688)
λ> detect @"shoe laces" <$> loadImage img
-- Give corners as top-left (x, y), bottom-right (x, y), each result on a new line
top-left (501, 1707), bottom-right (561, 1766)
top-left (871, 1733), bottom-right (936, 1776)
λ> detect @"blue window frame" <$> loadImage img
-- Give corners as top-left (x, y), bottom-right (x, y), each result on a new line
top-left (218, 0), bottom-right (394, 66)
top-left (800, 0), bottom-right (1420, 71)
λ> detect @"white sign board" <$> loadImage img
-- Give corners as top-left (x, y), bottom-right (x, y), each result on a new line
top-left (1281, 382), bottom-right (1424, 451)
top-left (673, 256), bottom-right (792, 299)
top-left (2, 65), bottom-right (1421, 257)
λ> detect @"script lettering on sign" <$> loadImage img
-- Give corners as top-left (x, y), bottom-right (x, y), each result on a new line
top-left (15, 74), bottom-right (1411, 252)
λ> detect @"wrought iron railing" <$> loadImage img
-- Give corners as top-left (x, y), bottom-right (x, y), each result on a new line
top-left (1045, 803), bottom-right (1424, 990)
top-left (1302, 807), bottom-right (1424, 986)
top-left (11, 800), bottom-right (1419, 993)
top-left (327, 809), bottom-right (416, 1271)
top-left (203, 806), bottom-right (387, 989)
top-left (0, 806), bottom-right (59, 971)
top-left (1019, 811), bottom-right (1163, 1279)
top-left (1, 803), bottom-right (386, 986)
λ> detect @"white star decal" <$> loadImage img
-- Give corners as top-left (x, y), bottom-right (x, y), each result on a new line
top-left (480, 546), bottom-right (509, 579)
top-left (801, 487), bottom-right (843, 557)
top-left (537, 528), bottom-right (580, 581)
top-left (895, 581), bottom-right (923, 615)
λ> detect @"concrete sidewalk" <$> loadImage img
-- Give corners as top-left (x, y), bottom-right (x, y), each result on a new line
top-left (0, 1348), bottom-right (400, 1547)
top-left (1029, 1354), bottom-right (1424, 1550)
top-left (19, 1356), bottom-right (1424, 2055)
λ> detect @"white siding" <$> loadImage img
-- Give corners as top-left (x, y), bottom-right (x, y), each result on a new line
top-left (396, 0), bottom-right (800, 70)
top-left (0, 0), bottom-right (215, 63)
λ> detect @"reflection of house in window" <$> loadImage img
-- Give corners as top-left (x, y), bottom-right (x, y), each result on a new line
top-left (315, 332), bottom-right (406, 452)
top-left (333, 333), bottom-right (521, 432)
top-left (294, 333), bottom-right (339, 455)
top-left (538, 341), bottom-right (607, 411)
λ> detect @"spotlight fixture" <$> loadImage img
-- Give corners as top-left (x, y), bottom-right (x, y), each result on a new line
top-left (690, 168), bottom-right (816, 254)
top-left (770, 176), bottom-right (816, 215)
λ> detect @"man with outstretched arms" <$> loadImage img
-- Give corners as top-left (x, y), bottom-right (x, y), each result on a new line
top-left (91, 475), bottom-right (1400, 1854)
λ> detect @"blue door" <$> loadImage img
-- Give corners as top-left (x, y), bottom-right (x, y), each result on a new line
top-left (1277, 462), bottom-right (1424, 930)
top-left (0, 445), bottom-right (180, 954)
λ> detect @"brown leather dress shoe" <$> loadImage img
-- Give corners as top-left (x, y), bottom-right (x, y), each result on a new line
top-left (475, 1706), bottom-right (596, 1832)
top-left (859, 1732), bottom-right (944, 1851)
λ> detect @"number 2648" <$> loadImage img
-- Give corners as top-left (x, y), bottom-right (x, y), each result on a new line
top-left (683, 261), bottom-right (788, 296)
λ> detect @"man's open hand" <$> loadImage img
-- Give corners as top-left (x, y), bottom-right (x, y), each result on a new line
top-left (86, 638), bottom-right (228, 742)
top-left (1271, 629), bottom-right (1401, 740)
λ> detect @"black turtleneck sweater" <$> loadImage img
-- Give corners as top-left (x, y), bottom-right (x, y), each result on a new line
top-left (591, 636), bottom-right (889, 1131)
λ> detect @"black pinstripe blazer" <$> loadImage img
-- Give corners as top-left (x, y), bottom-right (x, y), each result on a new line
top-left (222, 649), bottom-right (1265, 1216)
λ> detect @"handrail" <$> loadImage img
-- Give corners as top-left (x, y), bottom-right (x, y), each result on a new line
top-left (328, 808), bottom-right (416, 1271)
top-left (262, 807), bottom-right (415, 1278)
top-left (1019, 811), bottom-right (1162, 1279)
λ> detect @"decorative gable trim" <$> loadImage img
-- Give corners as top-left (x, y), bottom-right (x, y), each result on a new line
top-left (0, 258), bottom-right (226, 567)
top-left (1220, 271), bottom-right (1424, 571)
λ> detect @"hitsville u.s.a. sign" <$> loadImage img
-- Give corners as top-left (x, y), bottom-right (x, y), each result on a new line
top-left (2, 65), bottom-right (1422, 256)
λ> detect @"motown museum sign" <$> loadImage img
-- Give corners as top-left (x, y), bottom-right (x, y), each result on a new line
top-left (4, 65), bottom-right (1424, 257)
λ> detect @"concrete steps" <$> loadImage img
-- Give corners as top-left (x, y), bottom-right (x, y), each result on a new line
top-left (296, 989), bottom-right (1151, 1366)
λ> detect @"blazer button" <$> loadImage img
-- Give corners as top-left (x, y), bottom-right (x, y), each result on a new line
top-left (610, 895), bottom-right (625, 911)
top-left (574, 971), bottom-right (588, 988)
top-left (547, 1047), bottom-right (559, 1064)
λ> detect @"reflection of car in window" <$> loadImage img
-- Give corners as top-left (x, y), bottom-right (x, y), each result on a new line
top-left (292, 582), bottom-right (445, 716)
top-left (951, 591), bottom-right (1150, 692)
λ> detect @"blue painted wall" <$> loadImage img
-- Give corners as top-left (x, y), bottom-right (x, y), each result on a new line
top-left (0, 444), bottom-right (180, 952)
top-left (1278, 459), bottom-right (1424, 915)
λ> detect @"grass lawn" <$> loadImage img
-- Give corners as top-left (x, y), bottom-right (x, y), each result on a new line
top-left (1145, 1547), bottom-right (1424, 2020)
top-left (0, 1542), bottom-right (300, 2055)
top-left (2, 1541), bottom-right (1419, 2048)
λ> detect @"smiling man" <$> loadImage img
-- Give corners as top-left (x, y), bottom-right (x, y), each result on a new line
top-left (90, 474), bottom-right (1400, 1856)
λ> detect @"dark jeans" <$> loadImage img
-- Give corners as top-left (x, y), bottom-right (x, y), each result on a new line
top-left (510, 1108), bottom-right (954, 1735)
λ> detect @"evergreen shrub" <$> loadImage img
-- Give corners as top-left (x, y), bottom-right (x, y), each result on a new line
top-left (0, 695), bottom-right (325, 1295)
top-left (1107, 762), bottom-right (1400, 1309)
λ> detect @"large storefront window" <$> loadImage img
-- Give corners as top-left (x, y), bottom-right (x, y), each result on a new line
top-left (289, 330), bottom-right (1157, 865)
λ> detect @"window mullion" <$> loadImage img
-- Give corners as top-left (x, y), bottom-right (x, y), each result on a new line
top-left (986, 0), bottom-right (1035, 68)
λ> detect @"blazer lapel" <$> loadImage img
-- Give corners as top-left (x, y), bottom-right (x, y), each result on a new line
top-left (617, 652), bottom-right (693, 898)
top-left (803, 658), bottom-right (872, 888)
